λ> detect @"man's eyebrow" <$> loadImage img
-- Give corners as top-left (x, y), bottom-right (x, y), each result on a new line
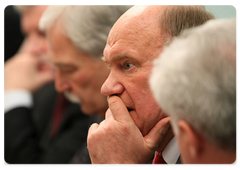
top-left (112, 54), bottom-right (134, 63)
top-left (102, 54), bottom-right (134, 64)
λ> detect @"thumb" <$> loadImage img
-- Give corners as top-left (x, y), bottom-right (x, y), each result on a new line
top-left (144, 116), bottom-right (171, 151)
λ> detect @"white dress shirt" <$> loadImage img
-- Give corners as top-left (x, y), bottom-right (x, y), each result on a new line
top-left (162, 137), bottom-right (180, 164)
top-left (4, 90), bottom-right (33, 113)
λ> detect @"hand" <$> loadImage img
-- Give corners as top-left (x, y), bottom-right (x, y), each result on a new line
top-left (87, 95), bottom-right (170, 164)
top-left (4, 53), bottom-right (54, 92)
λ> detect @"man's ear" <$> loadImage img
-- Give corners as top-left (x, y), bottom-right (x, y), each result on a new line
top-left (177, 120), bottom-right (203, 159)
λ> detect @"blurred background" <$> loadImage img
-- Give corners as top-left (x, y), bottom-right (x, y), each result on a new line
top-left (205, 5), bottom-right (236, 19)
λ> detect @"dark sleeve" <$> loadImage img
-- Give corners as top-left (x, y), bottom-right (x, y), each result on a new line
top-left (4, 107), bottom-right (42, 163)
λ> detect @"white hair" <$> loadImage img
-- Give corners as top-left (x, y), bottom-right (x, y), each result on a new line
top-left (150, 18), bottom-right (236, 153)
top-left (39, 5), bottom-right (132, 58)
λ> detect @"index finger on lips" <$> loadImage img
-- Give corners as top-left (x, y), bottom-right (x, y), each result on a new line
top-left (107, 95), bottom-right (133, 123)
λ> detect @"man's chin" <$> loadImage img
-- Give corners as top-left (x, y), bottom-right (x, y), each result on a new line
top-left (64, 91), bottom-right (80, 104)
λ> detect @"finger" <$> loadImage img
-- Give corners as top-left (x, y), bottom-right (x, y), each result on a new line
top-left (88, 123), bottom-right (99, 134)
top-left (108, 95), bottom-right (133, 123)
top-left (157, 123), bottom-right (174, 152)
top-left (87, 123), bottom-right (99, 151)
top-left (144, 116), bottom-right (171, 151)
top-left (105, 108), bottom-right (113, 121)
top-left (99, 119), bottom-right (106, 127)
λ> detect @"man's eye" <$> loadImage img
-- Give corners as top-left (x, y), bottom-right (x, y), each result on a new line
top-left (124, 62), bottom-right (134, 69)
top-left (119, 61), bottom-right (138, 76)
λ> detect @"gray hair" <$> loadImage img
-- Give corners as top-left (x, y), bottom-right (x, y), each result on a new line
top-left (159, 5), bottom-right (215, 46)
top-left (14, 5), bottom-right (34, 14)
top-left (150, 18), bottom-right (236, 153)
top-left (39, 5), bottom-right (132, 58)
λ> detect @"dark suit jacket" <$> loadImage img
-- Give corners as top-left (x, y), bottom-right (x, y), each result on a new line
top-left (70, 115), bottom-right (104, 163)
top-left (4, 83), bottom-right (91, 164)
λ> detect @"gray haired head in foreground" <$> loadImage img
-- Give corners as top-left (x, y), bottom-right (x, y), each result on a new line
top-left (150, 18), bottom-right (236, 153)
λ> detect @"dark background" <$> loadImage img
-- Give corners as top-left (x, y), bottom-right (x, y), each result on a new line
top-left (2, 3), bottom-right (24, 64)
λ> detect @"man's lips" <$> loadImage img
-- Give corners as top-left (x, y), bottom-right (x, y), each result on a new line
top-left (127, 107), bottom-right (134, 112)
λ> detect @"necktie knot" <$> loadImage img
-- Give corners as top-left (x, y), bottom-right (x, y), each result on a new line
top-left (153, 152), bottom-right (166, 164)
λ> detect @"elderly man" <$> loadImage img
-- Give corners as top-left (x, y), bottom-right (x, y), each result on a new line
top-left (39, 5), bottom-right (131, 116)
top-left (87, 5), bottom-right (214, 164)
top-left (150, 18), bottom-right (236, 164)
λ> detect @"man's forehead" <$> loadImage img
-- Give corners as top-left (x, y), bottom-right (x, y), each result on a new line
top-left (117, 5), bottom-right (166, 22)
top-left (110, 5), bottom-right (148, 30)
top-left (103, 4), bottom-right (167, 63)
top-left (121, 5), bottom-right (148, 18)
top-left (107, 5), bottom-right (166, 43)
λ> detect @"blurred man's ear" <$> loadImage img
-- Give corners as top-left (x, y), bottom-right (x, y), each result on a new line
top-left (177, 120), bottom-right (204, 163)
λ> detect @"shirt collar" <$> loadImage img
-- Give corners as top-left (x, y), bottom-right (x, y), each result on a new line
top-left (162, 137), bottom-right (180, 164)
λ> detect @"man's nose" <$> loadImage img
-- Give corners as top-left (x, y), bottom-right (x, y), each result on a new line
top-left (54, 72), bottom-right (70, 93)
top-left (101, 72), bottom-right (124, 97)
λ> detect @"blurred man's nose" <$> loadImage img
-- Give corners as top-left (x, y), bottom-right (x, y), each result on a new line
top-left (101, 72), bottom-right (124, 97)
top-left (55, 72), bottom-right (70, 93)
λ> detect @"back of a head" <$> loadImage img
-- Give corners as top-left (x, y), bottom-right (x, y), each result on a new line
top-left (150, 18), bottom-right (236, 153)
top-left (40, 5), bottom-right (132, 58)
top-left (159, 5), bottom-right (215, 45)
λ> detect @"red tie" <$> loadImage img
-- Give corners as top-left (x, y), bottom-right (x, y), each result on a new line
top-left (153, 152), bottom-right (166, 164)
top-left (50, 94), bottom-right (68, 137)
